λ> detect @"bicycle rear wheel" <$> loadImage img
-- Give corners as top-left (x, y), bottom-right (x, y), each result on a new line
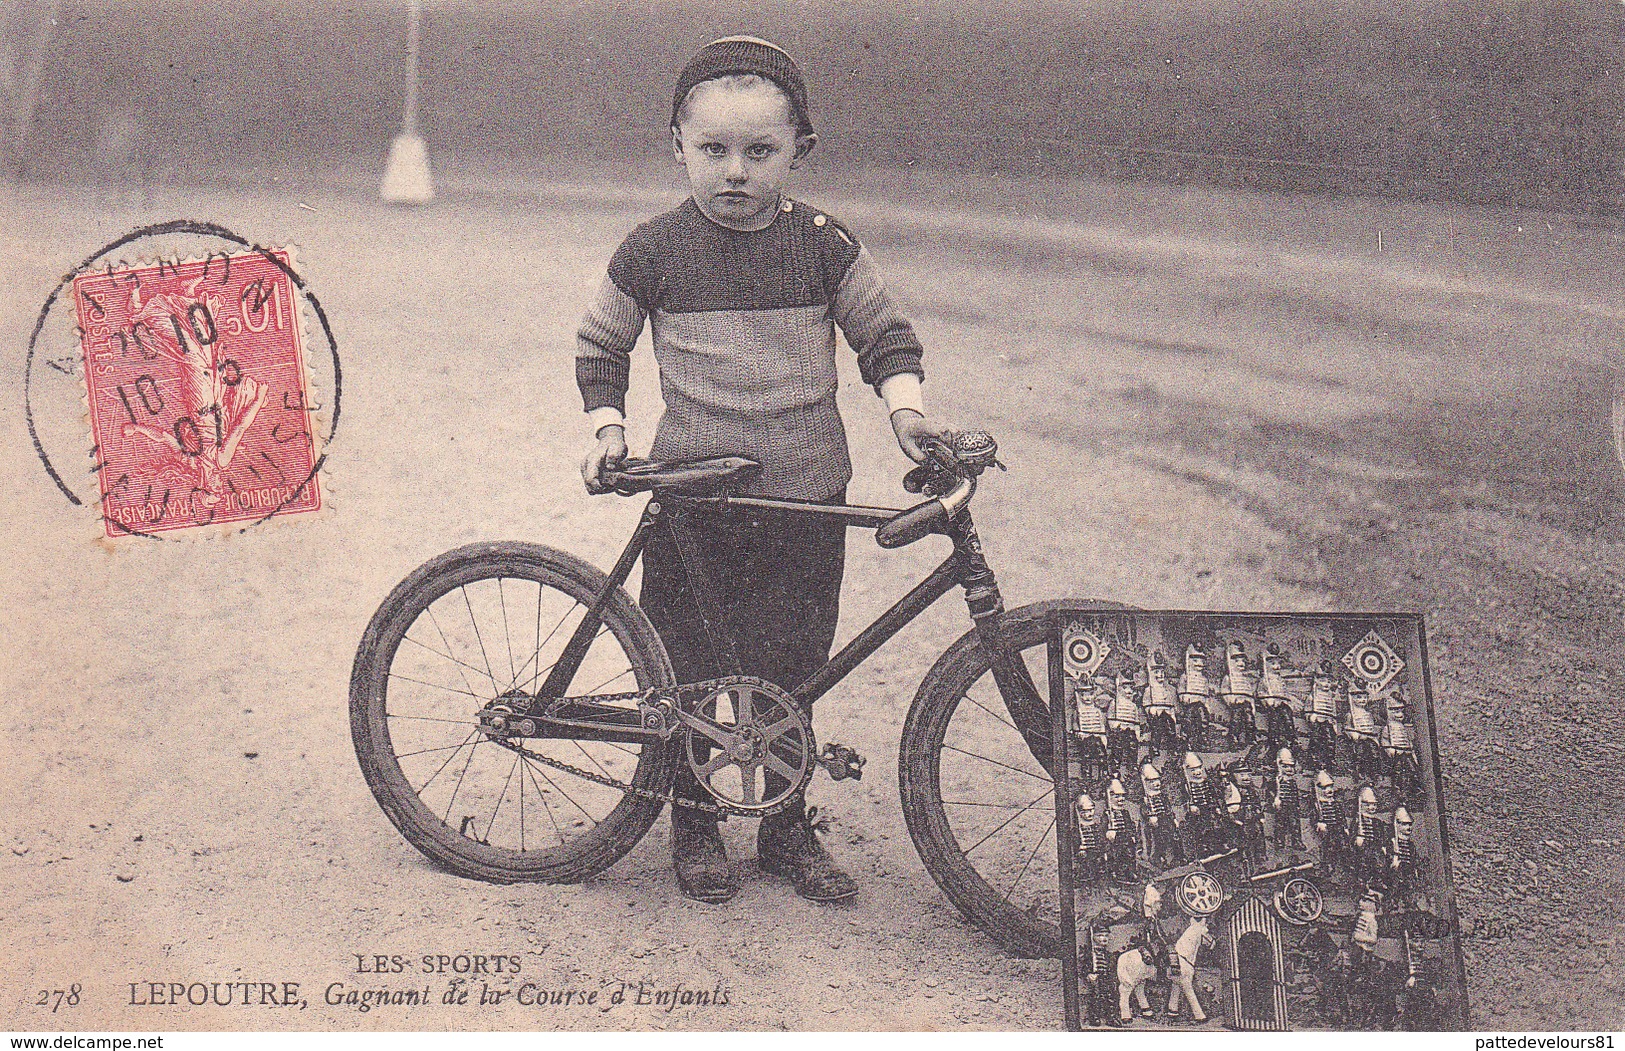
top-left (900, 599), bottom-right (1126, 958)
top-left (350, 542), bottom-right (677, 883)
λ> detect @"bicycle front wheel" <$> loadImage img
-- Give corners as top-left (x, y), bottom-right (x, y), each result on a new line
top-left (900, 599), bottom-right (1126, 959)
top-left (350, 542), bottom-right (678, 883)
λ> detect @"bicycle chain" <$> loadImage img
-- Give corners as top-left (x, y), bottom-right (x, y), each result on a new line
top-left (486, 676), bottom-right (807, 818)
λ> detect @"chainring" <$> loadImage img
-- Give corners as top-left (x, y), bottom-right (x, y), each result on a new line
top-left (679, 677), bottom-right (814, 815)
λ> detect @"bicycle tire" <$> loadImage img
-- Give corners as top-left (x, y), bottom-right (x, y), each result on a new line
top-left (900, 598), bottom-right (1130, 959)
top-left (350, 542), bottom-right (678, 883)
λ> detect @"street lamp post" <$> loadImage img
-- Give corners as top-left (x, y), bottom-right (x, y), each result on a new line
top-left (381, 0), bottom-right (433, 204)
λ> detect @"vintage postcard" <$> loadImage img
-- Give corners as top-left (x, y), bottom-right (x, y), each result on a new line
top-left (2, 0), bottom-right (1622, 1036)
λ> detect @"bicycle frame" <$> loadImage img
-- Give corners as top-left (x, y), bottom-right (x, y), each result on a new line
top-left (532, 489), bottom-right (1056, 773)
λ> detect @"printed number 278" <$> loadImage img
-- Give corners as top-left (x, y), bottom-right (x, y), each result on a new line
top-left (36, 985), bottom-right (81, 1011)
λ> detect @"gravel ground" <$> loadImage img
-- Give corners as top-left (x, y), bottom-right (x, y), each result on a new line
top-left (1, 170), bottom-right (1622, 1030)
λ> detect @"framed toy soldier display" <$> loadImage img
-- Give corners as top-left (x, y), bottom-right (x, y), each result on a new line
top-left (1051, 608), bottom-right (1468, 1031)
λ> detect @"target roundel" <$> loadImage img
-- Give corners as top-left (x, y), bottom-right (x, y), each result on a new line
top-left (1341, 630), bottom-right (1404, 690)
top-left (1062, 623), bottom-right (1111, 677)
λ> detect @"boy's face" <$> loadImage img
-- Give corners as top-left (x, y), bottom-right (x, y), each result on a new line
top-left (673, 78), bottom-right (812, 231)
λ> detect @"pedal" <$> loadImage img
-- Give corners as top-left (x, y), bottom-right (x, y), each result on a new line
top-left (817, 742), bottom-right (866, 782)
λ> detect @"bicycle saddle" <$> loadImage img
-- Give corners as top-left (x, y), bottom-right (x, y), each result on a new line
top-left (602, 456), bottom-right (761, 496)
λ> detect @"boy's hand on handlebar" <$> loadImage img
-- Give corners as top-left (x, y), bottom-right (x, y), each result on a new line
top-left (582, 424), bottom-right (628, 494)
top-left (891, 409), bottom-right (953, 464)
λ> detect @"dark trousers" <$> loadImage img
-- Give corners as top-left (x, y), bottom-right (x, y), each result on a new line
top-left (640, 495), bottom-right (846, 812)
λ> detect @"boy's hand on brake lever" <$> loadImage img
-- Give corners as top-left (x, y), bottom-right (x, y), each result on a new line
top-left (582, 424), bottom-right (628, 494)
top-left (890, 409), bottom-right (953, 464)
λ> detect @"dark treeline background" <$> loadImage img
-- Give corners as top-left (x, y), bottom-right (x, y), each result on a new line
top-left (13, 0), bottom-right (1623, 214)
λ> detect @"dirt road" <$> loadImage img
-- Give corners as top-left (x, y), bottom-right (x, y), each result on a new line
top-left (2, 169), bottom-right (1622, 1029)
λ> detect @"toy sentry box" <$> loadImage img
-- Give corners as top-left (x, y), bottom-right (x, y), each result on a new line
top-left (1049, 609), bottom-right (1468, 1031)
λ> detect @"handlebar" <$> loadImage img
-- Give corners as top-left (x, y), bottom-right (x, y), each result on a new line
top-left (875, 477), bottom-right (972, 548)
top-left (875, 431), bottom-right (996, 547)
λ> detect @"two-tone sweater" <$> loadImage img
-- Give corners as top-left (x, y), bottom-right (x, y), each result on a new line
top-left (575, 197), bottom-right (925, 500)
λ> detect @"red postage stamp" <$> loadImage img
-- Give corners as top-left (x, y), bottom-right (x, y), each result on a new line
top-left (72, 249), bottom-right (321, 537)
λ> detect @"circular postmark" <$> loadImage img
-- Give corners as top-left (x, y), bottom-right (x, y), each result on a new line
top-left (24, 220), bottom-right (341, 540)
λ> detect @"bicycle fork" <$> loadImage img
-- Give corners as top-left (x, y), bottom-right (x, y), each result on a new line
top-left (951, 514), bottom-right (1058, 780)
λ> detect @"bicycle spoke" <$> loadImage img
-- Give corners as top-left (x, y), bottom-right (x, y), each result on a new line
top-left (400, 738), bottom-right (477, 763)
top-left (1002, 816), bottom-right (1056, 904)
top-left (740, 765), bottom-right (759, 805)
top-left (942, 798), bottom-right (1056, 809)
top-left (583, 666), bottom-right (633, 695)
top-left (961, 785), bottom-right (1054, 857)
top-left (402, 631), bottom-right (491, 693)
top-left (522, 625), bottom-right (611, 695)
top-left (412, 730), bottom-right (477, 794)
top-left (532, 580), bottom-right (545, 691)
top-left (387, 671), bottom-right (484, 700)
top-left (498, 577), bottom-right (517, 685)
top-left (571, 740), bottom-right (614, 781)
top-left (442, 735), bottom-right (482, 822)
top-left (522, 753), bottom-right (599, 826)
top-left (424, 606), bottom-right (491, 695)
top-left (516, 597), bottom-right (581, 695)
top-left (517, 604), bottom-right (593, 694)
top-left (461, 586), bottom-right (499, 687)
top-left (523, 761), bottom-right (567, 845)
top-left (486, 752), bottom-right (522, 842)
top-left (388, 712), bottom-right (480, 726)
top-left (962, 690), bottom-right (1020, 733)
top-left (940, 743), bottom-right (1052, 784)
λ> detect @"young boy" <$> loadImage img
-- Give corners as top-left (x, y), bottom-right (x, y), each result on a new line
top-left (575, 36), bottom-right (949, 904)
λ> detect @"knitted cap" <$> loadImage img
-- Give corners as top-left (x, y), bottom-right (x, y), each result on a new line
top-left (671, 36), bottom-right (813, 137)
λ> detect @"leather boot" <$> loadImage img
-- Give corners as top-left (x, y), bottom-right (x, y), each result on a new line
top-left (757, 803), bottom-right (857, 903)
top-left (671, 808), bottom-right (738, 903)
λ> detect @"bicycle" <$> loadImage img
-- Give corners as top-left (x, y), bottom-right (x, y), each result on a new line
top-left (349, 431), bottom-right (1102, 958)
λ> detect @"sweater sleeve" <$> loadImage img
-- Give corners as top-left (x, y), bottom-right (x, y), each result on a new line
top-left (575, 237), bottom-right (651, 414)
top-left (829, 244), bottom-right (926, 392)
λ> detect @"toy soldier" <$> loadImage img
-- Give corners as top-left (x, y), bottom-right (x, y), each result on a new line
top-left (1386, 805), bottom-right (1421, 900)
top-left (1144, 652), bottom-right (1181, 760)
top-left (1081, 925), bottom-right (1119, 1027)
top-left (1305, 666), bottom-right (1343, 772)
top-left (1350, 887), bottom-right (1385, 960)
top-left (1381, 692), bottom-right (1421, 800)
top-left (1220, 767), bottom-right (1268, 867)
top-left (1071, 675), bottom-right (1113, 786)
top-left (1180, 751), bottom-right (1221, 856)
top-left (1220, 640), bottom-right (1258, 749)
top-left (1138, 883), bottom-right (1171, 964)
top-left (1345, 682), bottom-right (1383, 782)
top-left (1311, 769), bottom-right (1348, 877)
top-left (1074, 790), bottom-right (1103, 884)
top-left (1346, 888), bottom-right (1398, 1029)
top-left (1103, 778), bottom-right (1139, 883)
top-left (1350, 784), bottom-right (1388, 885)
top-left (1267, 747), bottom-right (1305, 853)
top-left (1108, 669), bottom-right (1145, 781)
top-left (1140, 762), bottom-right (1183, 868)
top-left (1257, 644), bottom-right (1298, 759)
top-left (1177, 642), bottom-right (1215, 747)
